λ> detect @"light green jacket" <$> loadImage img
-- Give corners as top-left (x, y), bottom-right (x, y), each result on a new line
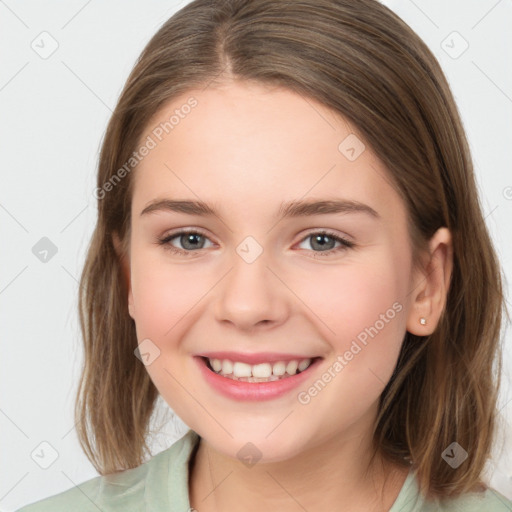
top-left (16, 429), bottom-right (512, 511)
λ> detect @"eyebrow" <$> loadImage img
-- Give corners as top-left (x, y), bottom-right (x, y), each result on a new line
top-left (140, 198), bottom-right (380, 220)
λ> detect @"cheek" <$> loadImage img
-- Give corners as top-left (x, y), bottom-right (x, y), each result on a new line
top-left (129, 251), bottom-right (203, 362)
top-left (292, 261), bottom-right (408, 423)
top-left (128, 250), bottom-right (203, 411)
top-left (300, 255), bottom-right (408, 377)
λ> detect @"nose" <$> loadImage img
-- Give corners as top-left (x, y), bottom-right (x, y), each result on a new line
top-left (213, 250), bottom-right (289, 332)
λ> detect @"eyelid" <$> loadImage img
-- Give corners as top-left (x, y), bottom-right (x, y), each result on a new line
top-left (156, 227), bottom-right (215, 256)
top-left (299, 227), bottom-right (353, 243)
top-left (295, 229), bottom-right (355, 255)
top-left (165, 226), bottom-right (210, 237)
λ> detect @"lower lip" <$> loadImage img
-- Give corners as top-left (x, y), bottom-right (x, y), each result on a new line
top-left (194, 356), bottom-right (322, 401)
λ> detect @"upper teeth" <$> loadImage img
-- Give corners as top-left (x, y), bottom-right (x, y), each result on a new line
top-left (208, 358), bottom-right (313, 378)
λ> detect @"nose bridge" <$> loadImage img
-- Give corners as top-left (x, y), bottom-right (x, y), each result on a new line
top-left (214, 236), bottom-right (288, 330)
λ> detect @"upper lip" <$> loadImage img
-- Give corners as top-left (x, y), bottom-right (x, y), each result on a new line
top-left (196, 351), bottom-right (321, 365)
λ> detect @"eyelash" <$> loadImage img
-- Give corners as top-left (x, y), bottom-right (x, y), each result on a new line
top-left (156, 228), bottom-right (355, 258)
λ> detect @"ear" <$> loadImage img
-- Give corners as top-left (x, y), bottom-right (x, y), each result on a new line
top-left (406, 227), bottom-right (453, 336)
top-left (112, 231), bottom-right (135, 320)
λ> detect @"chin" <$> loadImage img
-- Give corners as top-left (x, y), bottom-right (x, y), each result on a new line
top-left (199, 425), bottom-right (311, 465)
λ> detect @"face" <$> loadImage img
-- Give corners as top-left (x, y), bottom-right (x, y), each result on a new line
top-left (120, 80), bottom-right (420, 463)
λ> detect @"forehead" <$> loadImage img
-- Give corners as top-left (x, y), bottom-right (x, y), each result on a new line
top-left (131, 81), bottom-right (405, 223)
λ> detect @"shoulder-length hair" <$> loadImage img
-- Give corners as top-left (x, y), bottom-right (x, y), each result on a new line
top-left (75, 0), bottom-right (508, 501)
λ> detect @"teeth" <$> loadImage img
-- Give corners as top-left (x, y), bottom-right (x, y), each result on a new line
top-left (298, 360), bottom-right (311, 372)
top-left (221, 360), bottom-right (233, 374)
top-left (286, 360), bottom-right (298, 375)
top-left (211, 359), bottom-right (223, 372)
top-left (207, 357), bottom-right (313, 380)
top-left (272, 361), bottom-right (286, 376)
top-left (251, 363), bottom-right (272, 378)
top-left (233, 362), bottom-right (252, 377)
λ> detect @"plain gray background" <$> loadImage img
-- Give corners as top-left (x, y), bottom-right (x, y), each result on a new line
top-left (1, 0), bottom-right (511, 509)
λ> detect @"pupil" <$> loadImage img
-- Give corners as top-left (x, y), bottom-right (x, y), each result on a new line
top-left (313, 234), bottom-right (334, 251)
top-left (183, 233), bottom-right (202, 249)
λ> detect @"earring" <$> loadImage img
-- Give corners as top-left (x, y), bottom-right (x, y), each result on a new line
top-left (419, 317), bottom-right (427, 325)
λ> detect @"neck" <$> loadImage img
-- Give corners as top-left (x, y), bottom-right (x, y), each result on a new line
top-left (188, 420), bottom-right (409, 512)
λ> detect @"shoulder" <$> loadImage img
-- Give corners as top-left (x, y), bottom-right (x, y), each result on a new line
top-left (415, 487), bottom-right (512, 512)
top-left (435, 487), bottom-right (512, 512)
top-left (15, 429), bottom-right (200, 512)
top-left (15, 463), bottom-right (151, 512)
top-left (391, 469), bottom-right (512, 512)
top-left (14, 474), bottom-right (103, 512)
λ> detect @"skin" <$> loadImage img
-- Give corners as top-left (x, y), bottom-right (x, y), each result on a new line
top-left (113, 80), bottom-right (453, 511)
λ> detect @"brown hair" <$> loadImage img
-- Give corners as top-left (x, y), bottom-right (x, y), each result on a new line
top-left (75, 0), bottom-right (508, 501)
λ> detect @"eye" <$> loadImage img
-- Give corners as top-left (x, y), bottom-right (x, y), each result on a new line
top-left (157, 229), bottom-right (214, 256)
top-left (156, 229), bottom-right (355, 257)
top-left (296, 230), bottom-right (355, 258)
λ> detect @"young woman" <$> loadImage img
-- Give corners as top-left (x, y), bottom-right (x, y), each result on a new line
top-left (18, 0), bottom-right (511, 510)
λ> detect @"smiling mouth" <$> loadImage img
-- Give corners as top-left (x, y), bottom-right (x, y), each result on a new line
top-left (201, 356), bottom-right (323, 382)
